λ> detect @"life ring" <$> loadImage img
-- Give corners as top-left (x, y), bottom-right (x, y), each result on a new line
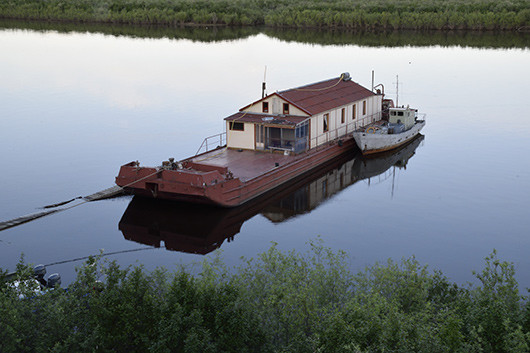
top-left (365, 126), bottom-right (379, 134)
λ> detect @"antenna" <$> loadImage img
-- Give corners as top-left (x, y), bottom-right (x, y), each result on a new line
top-left (395, 75), bottom-right (399, 106)
top-left (262, 65), bottom-right (267, 98)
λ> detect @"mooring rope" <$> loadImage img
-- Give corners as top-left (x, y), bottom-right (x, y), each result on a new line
top-left (43, 246), bottom-right (158, 267)
top-left (292, 74), bottom-right (344, 92)
top-left (0, 167), bottom-right (166, 233)
top-left (42, 197), bottom-right (83, 209)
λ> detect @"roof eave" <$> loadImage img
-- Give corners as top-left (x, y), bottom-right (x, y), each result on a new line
top-left (238, 92), bottom-right (312, 116)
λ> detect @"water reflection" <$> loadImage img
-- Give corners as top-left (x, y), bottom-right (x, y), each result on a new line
top-left (1, 19), bottom-right (528, 49)
top-left (118, 134), bottom-right (424, 254)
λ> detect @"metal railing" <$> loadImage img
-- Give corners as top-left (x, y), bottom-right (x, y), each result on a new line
top-left (195, 132), bottom-right (226, 155)
top-left (309, 112), bottom-right (381, 148)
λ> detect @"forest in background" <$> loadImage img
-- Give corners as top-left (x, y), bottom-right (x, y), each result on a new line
top-left (1, 243), bottom-right (530, 352)
top-left (0, 0), bottom-right (529, 30)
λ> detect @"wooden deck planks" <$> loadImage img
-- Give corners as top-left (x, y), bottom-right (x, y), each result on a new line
top-left (190, 149), bottom-right (297, 181)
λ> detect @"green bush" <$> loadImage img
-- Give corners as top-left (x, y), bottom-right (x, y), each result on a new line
top-left (1, 244), bottom-right (529, 352)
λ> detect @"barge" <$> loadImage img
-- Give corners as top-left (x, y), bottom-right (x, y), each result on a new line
top-left (119, 134), bottom-right (424, 254)
top-left (116, 72), bottom-right (403, 207)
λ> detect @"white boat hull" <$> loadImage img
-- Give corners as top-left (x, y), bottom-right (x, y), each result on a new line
top-left (353, 120), bottom-right (426, 155)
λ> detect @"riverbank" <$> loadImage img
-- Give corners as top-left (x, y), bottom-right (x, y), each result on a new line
top-left (1, 244), bottom-right (529, 352)
top-left (1, 0), bottom-right (529, 31)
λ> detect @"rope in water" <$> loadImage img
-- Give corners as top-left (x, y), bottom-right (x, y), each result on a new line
top-left (43, 246), bottom-right (158, 267)
top-left (0, 168), bottom-right (164, 232)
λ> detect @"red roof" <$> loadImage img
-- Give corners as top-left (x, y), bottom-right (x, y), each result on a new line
top-left (224, 112), bottom-right (307, 126)
top-left (278, 77), bottom-right (375, 115)
top-left (228, 76), bottom-right (376, 123)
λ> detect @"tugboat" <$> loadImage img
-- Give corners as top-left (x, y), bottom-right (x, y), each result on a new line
top-left (116, 73), bottom-right (417, 207)
top-left (352, 105), bottom-right (426, 155)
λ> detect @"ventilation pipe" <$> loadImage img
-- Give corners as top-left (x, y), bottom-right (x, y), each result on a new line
top-left (262, 65), bottom-right (267, 98)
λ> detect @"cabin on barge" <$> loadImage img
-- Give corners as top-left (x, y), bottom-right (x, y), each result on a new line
top-left (116, 73), bottom-right (391, 207)
top-left (224, 72), bottom-right (385, 153)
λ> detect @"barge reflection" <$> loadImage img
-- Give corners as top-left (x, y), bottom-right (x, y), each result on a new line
top-left (118, 135), bottom-right (424, 254)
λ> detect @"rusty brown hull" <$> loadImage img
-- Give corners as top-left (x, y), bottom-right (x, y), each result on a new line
top-left (116, 137), bottom-right (356, 207)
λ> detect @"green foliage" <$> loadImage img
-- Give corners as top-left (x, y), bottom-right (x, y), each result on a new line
top-left (0, 245), bottom-right (529, 352)
top-left (231, 239), bottom-right (354, 351)
top-left (0, 0), bottom-right (528, 30)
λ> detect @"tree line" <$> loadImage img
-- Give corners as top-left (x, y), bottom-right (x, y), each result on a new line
top-left (1, 242), bottom-right (529, 352)
top-left (0, 0), bottom-right (529, 30)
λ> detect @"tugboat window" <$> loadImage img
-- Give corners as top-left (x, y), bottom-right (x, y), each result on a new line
top-left (363, 101), bottom-right (367, 115)
top-left (283, 103), bottom-right (289, 114)
top-left (341, 108), bottom-right (345, 124)
top-left (352, 104), bottom-right (356, 120)
top-left (230, 122), bottom-right (244, 131)
top-left (262, 102), bottom-right (269, 113)
top-left (323, 114), bottom-right (329, 132)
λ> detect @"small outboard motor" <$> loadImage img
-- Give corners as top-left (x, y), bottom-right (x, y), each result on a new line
top-left (33, 264), bottom-right (47, 287)
top-left (47, 273), bottom-right (61, 288)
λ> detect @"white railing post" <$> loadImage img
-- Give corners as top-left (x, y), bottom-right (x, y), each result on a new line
top-left (195, 132), bottom-right (227, 155)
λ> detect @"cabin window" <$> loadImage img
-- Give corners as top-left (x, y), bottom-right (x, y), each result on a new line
top-left (398, 111), bottom-right (404, 116)
top-left (229, 122), bottom-right (244, 131)
top-left (283, 103), bottom-right (289, 114)
top-left (323, 113), bottom-right (329, 132)
top-left (352, 104), bottom-right (356, 120)
top-left (341, 108), bottom-right (345, 124)
top-left (256, 125), bottom-right (264, 144)
top-left (294, 120), bottom-right (309, 153)
top-left (262, 102), bottom-right (269, 113)
top-left (363, 101), bottom-right (367, 115)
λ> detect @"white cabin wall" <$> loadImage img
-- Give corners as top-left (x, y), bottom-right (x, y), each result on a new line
top-left (359, 95), bottom-right (382, 124)
top-left (226, 122), bottom-right (255, 150)
top-left (233, 94), bottom-right (384, 150)
top-left (309, 95), bottom-right (382, 149)
top-left (242, 96), bottom-right (309, 117)
top-left (243, 97), bottom-right (274, 114)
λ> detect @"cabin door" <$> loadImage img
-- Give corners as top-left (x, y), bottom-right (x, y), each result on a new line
top-left (256, 124), bottom-right (265, 150)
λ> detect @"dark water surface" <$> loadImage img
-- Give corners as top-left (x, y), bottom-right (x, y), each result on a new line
top-left (1, 28), bottom-right (529, 288)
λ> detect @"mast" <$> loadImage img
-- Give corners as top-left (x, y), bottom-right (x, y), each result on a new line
top-left (396, 74), bottom-right (399, 107)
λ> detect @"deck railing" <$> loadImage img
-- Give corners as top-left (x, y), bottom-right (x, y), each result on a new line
top-left (309, 111), bottom-right (381, 149)
top-left (195, 132), bottom-right (226, 155)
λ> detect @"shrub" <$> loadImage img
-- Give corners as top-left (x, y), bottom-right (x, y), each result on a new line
top-left (0, 245), bottom-right (529, 352)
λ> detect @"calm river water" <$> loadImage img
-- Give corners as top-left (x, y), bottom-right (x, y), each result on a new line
top-left (1, 27), bottom-right (529, 288)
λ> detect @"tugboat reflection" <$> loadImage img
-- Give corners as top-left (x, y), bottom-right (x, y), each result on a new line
top-left (118, 135), bottom-right (424, 254)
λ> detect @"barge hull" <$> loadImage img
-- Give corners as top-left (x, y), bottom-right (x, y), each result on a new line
top-left (116, 137), bottom-right (356, 207)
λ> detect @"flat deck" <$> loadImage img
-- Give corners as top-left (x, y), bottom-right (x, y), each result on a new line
top-left (189, 148), bottom-right (298, 181)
